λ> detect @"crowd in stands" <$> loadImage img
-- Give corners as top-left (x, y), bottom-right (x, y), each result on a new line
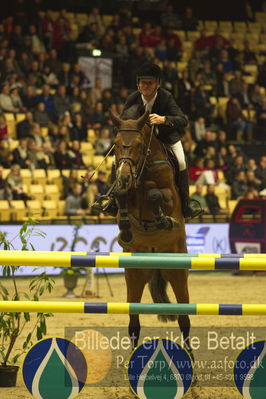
top-left (0, 1), bottom-right (266, 219)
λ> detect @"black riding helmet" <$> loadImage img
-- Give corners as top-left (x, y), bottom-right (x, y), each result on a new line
top-left (136, 63), bottom-right (162, 83)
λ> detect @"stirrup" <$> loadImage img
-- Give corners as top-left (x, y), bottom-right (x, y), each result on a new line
top-left (184, 199), bottom-right (204, 220)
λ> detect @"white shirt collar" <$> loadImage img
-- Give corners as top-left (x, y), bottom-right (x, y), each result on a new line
top-left (141, 92), bottom-right (157, 112)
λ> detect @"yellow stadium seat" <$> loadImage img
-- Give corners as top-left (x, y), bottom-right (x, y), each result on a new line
top-left (16, 113), bottom-right (26, 122)
top-left (61, 169), bottom-right (70, 178)
top-left (29, 185), bottom-right (44, 201)
top-left (219, 21), bottom-right (233, 32)
top-left (81, 142), bottom-right (93, 154)
top-left (0, 201), bottom-right (10, 221)
top-left (234, 22), bottom-right (247, 32)
top-left (32, 169), bottom-right (47, 185)
top-left (102, 15), bottom-right (113, 25)
top-left (248, 22), bottom-right (261, 33)
top-left (82, 155), bottom-right (93, 167)
top-left (186, 31), bottom-right (200, 41)
top-left (244, 64), bottom-right (258, 76)
top-left (27, 200), bottom-right (42, 218)
top-left (228, 200), bottom-right (238, 214)
top-left (10, 140), bottom-right (19, 151)
top-left (47, 169), bottom-right (62, 186)
top-left (44, 185), bottom-right (60, 201)
top-left (87, 129), bottom-right (96, 144)
top-left (57, 200), bottom-right (66, 216)
top-left (174, 30), bottom-right (186, 41)
top-left (204, 21), bottom-right (218, 31)
top-left (133, 28), bottom-right (141, 36)
top-left (20, 169), bottom-right (32, 186)
top-left (41, 127), bottom-right (48, 137)
top-left (2, 169), bottom-right (10, 179)
top-left (10, 201), bottom-right (26, 221)
top-left (177, 62), bottom-right (188, 72)
top-left (42, 200), bottom-right (57, 218)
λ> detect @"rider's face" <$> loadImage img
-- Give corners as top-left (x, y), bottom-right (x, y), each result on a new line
top-left (138, 78), bottom-right (158, 99)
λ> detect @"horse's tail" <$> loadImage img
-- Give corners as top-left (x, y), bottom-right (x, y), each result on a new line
top-left (149, 270), bottom-right (178, 322)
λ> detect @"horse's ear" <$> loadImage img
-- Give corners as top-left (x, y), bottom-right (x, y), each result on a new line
top-left (109, 109), bottom-right (122, 128)
top-left (136, 110), bottom-right (149, 129)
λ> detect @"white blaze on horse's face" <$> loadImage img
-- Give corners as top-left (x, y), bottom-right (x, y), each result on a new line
top-left (116, 160), bottom-right (133, 192)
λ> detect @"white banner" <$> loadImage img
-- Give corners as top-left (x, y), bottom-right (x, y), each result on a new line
top-left (78, 57), bottom-right (112, 89)
top-left (0, 224), bottom-right (230, 276)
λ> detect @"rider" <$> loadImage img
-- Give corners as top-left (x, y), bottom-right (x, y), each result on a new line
top-left (96, 62), bottom-right (203, 219)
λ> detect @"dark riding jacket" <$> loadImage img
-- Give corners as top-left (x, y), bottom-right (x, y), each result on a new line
top-left (120, 87), bottom-right (188, 145)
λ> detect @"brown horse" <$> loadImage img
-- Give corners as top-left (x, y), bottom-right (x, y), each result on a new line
top-left (109, 110), bottom-right (192, 354)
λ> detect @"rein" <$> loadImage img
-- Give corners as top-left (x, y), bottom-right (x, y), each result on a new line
top-left (116, 124), bottom-right (155, 187)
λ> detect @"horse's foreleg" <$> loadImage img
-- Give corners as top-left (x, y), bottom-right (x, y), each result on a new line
top-left (125, 269), bottom-right (147, 349)
top-left (147, 189), bottom-right (179, 230)
top-left (167, 270), bottom-right (194, 361)
top-left (117, 192), bottom-right (133, 245)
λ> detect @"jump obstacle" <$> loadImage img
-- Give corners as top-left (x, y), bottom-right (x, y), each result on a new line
top-left (1, 301), bottom-right (266, 315)
top-left (1, 250), bottom-right (266, 316)
top-left (1, 250), bottom-right (266, 270)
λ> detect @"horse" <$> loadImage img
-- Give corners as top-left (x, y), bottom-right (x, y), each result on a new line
top-left (109, 109), bottom-right (192, 355)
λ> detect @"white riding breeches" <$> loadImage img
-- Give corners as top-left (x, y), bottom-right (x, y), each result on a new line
top-left (170, 141), bottom-right (186, 171)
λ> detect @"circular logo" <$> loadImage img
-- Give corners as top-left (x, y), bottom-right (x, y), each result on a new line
top-left (22, 337), bottom-right (87, 399)
top-left (234, 339), bottom-right (266, 399)
top-left (128, 338), bottom-right (193, 399)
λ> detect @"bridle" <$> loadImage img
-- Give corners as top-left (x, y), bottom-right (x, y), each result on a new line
top-left (116, 125), bottom-right (154, 187)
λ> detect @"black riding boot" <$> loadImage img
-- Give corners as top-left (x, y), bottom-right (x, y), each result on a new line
top-left (92, 164), bottom-right (118, 217)
top-left (178, 169), bottom-right (203, 219)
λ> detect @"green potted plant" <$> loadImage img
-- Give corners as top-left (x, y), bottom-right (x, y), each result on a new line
top-left (0, 220), bottom-right (55, 387)
top-left (61, 224), bottom-right (86, 298)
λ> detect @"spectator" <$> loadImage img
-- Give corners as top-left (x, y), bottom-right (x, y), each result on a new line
top-left (189, 157), bottom-right (206, 183)
top-left (35, 85), bottom-right (56, 121)
top-left (71, 113), bottom-right (87, 141)
top-left (34, 102), bottom-right (51, 127)
top-left (226, 96), bottom-right (247, 141)
top-left (182, 7), bottom-right (198, 31)
top-left (0, 114), bottom-right (9, 141)
top-left (53, 9), bottom-right (71, 53)
top-left (69, 140), bottom-right (85, 169)
top-left (65, 183), bottom-right (90, 216)
top-left (29, 24), bottom-right (46, 54)
top-left (191, 184), bottom-right (209, 213)
top-left (16, 111), bottom-right (34, 139)
top-left (41, 10), bottom-right (55, 50)
top-left (94, 170), bottom-right (109, 196)
top-left (246, 171), bottom-right (261, 191)
top-left (161, 4), bottom-right (182, 29)
top-left (54, 140), bottom-right (73, 169)
top-left (231, 171), bottom-right (248, 199)
top-left (192, 117), bottom-right (207, 142)
top-left (193, 85), bottom-right (214, 121)
top-left (10, 87), bottom-right (24, 112)
top-left (6, 164), bottom-right (30, 201)
top-left (205, 184), bottom-right (223, 215)
top-left (255, 156), bottom-right (266, 189)
top-left (0, 84), bottom-right (19, 112)
top-left (255, 97), bottom-right (266, 140)
top-left (229, 71), bottom-right (244, 96)
top-left (95, 127), bottom-right (113, 155)
top-left (0, 166), bottom-right (12, 200)
top-left (22, 85), bottom-right (37, 111)
top-left (12, 138), bottom-right (31, 168)
top-left (45, 49), bottom-right (62, 76)
top-left (54, 85), bottom-right (71, 116)
top-left (0, 139), bottom-right (12, 167)
top-left (42, 65), bottom-right (59, 87)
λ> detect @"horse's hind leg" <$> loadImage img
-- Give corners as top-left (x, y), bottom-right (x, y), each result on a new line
top-left (125, 269), bottom-right (148, 349)
top-left (166, 270), bottom-right (194, 359)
